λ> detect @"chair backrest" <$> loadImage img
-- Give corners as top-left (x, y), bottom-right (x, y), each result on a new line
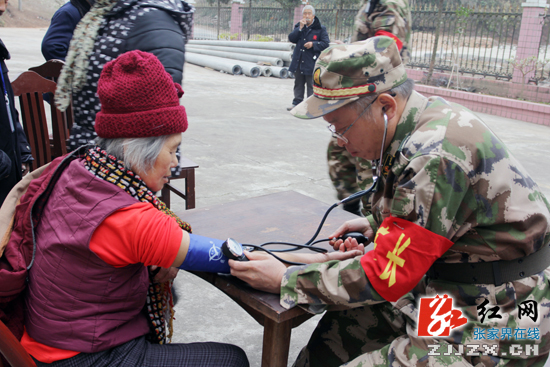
top-left (0, 319), bottom-right (36, 367)
top-left (11, 71), bottom-right (68, 171)
top-left (29, 59), bottom-right (74, 132)
top-left (28, 59), bottom-right (64, 82)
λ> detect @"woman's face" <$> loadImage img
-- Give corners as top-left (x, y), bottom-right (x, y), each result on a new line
top-left (0, 0), bottom-right (7, 16)
top-left (138, 133), bottom-right (182, 192)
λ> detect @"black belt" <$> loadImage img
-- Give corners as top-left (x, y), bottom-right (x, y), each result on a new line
top-left (426, 244), bottom-right (550, 286)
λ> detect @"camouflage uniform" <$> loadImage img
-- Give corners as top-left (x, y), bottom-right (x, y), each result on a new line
top-left (289, 91), bottom-right (550, 365)
top-left (328, 0), bottom-right (412, 216)
top-left (352, 0), bottom-right (411, 63)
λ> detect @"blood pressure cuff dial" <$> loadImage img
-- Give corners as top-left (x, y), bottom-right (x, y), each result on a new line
top-left (361, 216), bottom-right (454, 302)
top-left (178, 234), bottom-right (230, 274)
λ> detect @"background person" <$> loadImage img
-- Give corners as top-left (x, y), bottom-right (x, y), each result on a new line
top-left (230, 38), bottom-right (550, 367)
top-left (287, 5), bottom-right (329, 111)
top-left (327, 0), bottom-right (411, 216)
top-left (55, 0), bottom-right (193, 178)
top-left (0, 0), bottom-right (33, 206)
top-left (8, 50), bottom-right (249, 367)
top-left (41, 0), bottom-right (95, 61)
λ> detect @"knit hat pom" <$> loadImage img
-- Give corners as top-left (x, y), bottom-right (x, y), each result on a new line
top-left (94, 50), bottom-right (188, 139)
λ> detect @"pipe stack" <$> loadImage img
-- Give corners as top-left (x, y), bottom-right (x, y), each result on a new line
top-left (185, 40), bottom-right (293, 79)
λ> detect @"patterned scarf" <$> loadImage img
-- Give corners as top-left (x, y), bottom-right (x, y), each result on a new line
top-left (55, 0), bottom-right (118, 112)
top-left (84, 146), bottom-right (191, 343)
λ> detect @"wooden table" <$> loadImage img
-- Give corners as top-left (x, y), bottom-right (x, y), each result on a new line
top-left (177, 191), bottom-right (357, 367)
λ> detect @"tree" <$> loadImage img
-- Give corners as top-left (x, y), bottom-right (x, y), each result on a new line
top-left (426, 0), bottom-right (444, 85)
top-left (447, 6), bottom-right (472, 89)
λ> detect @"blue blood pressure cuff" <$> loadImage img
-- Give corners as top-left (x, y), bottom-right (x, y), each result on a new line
top-left (178, 234), bottom-right (230, 274)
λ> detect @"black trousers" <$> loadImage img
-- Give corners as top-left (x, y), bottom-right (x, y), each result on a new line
top-left (292, 62), bottom-right (313, 106)
top-left (32, 336), bottom-right (249, 367)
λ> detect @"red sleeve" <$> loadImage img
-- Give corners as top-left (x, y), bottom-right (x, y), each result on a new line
top-left (375, 30), bottom-right (403, 50)
top-left (90, 202), bottom-right (183, 268)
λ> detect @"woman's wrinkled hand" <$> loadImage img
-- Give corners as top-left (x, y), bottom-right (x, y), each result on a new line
top-left (328, 218), bottom-right (374, 253)
top-left (229, 251), bottom-right (287, 294)
top-left (311, 249), bottom-right (364, 263)
top-left (150, 266), bottom-right (179, 283)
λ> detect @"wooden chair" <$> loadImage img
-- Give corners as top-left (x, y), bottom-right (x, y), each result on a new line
top-left (161, 156), bottom-right (199, 209)
top-left (11, 71), bottom-right (68, 171)
top-left (0, 320), bottom-right (36, 367)
top-left (29, 59), bottom-right (74, 133)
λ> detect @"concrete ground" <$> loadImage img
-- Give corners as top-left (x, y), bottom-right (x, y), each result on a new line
top-left (3, 28), bottom-right (550, 366)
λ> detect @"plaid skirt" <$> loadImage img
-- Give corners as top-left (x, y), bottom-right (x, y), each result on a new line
top-left (32, 336), bottom-right (249, 367)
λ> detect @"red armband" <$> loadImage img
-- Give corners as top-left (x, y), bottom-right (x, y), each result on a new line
top-left (375, 30), bottom-right (403, 50)
top-left (360, 217), bottom-right (453, 302)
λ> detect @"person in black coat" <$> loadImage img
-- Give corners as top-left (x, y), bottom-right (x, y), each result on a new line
top-left (41, 0), bottom-right (95, 61)
top-left (0, 35), bottom-right (34, 205)
top-left (287, 5), bottom-right (330, 110)
top-left (55, 0), bottom-right (193, 160)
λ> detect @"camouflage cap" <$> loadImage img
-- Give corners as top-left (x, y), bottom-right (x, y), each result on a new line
top-left (291, 36), bottom-right (407, 119)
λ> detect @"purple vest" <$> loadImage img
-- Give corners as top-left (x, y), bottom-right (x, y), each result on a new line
top-left (25, 159), bottom-right (150, 353)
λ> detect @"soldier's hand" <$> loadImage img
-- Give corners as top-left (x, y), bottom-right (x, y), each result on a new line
top-left (304, 42), bottom-right (313, 49)
top-left (329, 218), bottom-right (374, 252)
top-left (229, 251), bottom-right (287, 294)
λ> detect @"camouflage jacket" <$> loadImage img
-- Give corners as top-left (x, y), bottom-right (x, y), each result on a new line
top-left (352, 0), bottom-right (411, 63)
top-left (281, 91), bottom-right (550, 357)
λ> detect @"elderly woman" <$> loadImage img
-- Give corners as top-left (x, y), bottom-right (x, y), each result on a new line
top-left (7, 51), bottom-right (249, 367)
top-left (55, 0), bottom-right (193, 181)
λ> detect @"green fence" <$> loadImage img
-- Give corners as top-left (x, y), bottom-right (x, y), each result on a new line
top-left (192, 3), bottom-right (537, 81)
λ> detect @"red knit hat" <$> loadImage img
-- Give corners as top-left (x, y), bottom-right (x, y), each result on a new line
top-left (94, 50), bottom-right (188, 138)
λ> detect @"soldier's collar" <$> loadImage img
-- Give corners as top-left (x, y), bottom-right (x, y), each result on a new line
top-left (380, 91), bottom-right (428, 177)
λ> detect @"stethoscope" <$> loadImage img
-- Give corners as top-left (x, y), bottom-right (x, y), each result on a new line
top-left (222, 113), bottom-right (389, 266)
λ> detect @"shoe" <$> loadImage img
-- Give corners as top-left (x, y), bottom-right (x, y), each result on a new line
top-left (287, 105), bottom-right (296, 111)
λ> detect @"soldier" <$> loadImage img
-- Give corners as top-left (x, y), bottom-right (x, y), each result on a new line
top-left (230, 38), bottom-right (550, 367)
top-left (328, 0), bottom-right (411, 216)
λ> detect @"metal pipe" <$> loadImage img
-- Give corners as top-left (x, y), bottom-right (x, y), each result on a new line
top-left (270, 66), bottom-right (289, 79)
top-left (189, 40), bottom-right (295, 52)
top-left (188, 44), bottom-right (293, 62)
top-left (185, 53), bottom-right (242, 75)
top-left (186, 47), bottom-right (283, 67)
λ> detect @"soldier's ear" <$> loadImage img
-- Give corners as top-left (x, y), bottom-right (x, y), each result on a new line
top-left (377, 93), bottom-right (398, 121)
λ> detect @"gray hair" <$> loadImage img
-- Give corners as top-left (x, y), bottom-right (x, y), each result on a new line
top-left (349, 78), bottom-right (415, 115)
top-left (302, 5), bottom-right (315, 15)
top-left (95, 135), bottom-right (171, 174)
